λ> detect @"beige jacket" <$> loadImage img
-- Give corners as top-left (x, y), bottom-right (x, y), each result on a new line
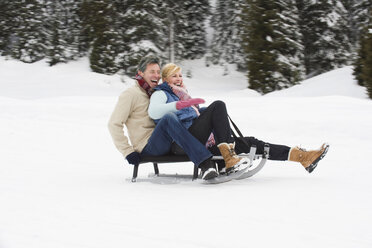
top-left (108, 82), bottom-right (155, 158)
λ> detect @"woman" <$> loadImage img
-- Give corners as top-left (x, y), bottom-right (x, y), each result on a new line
top-left (149, 63), bottom-right (248, 178)
top-left (148, 63), bottom-right (329, 176)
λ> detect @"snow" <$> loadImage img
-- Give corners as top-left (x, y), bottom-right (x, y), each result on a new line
top-left (266, 66), bottom-right (367, 98)
top-left (1, 57), bottom-right (372, 248)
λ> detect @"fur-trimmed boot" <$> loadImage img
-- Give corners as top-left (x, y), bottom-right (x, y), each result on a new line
top-left (289, 143), bottom-right (329, 173)
top-left (217, 143), bottom-right (248, 173)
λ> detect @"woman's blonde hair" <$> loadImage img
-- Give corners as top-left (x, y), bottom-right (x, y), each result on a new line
top-left (161, 63), bottom-right (181, 81)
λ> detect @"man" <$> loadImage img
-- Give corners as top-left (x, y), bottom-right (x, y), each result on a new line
top-left (108, 56), bottom-right (218, 180)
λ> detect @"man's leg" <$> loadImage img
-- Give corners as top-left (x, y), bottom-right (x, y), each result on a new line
top-left (141, 112), bottom-right (212, 166)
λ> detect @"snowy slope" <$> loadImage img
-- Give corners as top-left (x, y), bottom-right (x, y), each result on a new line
top-left (0, 58), bottom-right (128, 99)
top-left (266, 66), bottom-right (367, 98)
top-left (0, 57), bottom-right (371, 248)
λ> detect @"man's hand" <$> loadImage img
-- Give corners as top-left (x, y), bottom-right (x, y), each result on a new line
top-left (126, 152), bottom-right (140, 165)
top-left (176, 98), bottom-right (205, 110)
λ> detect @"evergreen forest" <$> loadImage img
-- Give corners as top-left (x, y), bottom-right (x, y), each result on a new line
top-left (0, 0), bottom-right (371, 97)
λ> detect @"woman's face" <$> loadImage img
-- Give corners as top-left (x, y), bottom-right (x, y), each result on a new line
top-left (165, 71), bottom-right (183, 87)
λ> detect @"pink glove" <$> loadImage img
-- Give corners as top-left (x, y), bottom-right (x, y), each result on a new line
top-left (176, 98), bottom-right (205, 110)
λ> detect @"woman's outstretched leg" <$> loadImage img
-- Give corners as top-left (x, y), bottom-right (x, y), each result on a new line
top-left (210, 137), bottom-right (328, 173)
top-left (236, 137), bottom-right (290, 161)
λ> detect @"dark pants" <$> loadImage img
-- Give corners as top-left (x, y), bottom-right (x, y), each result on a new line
top-left (208, 137), bottom-right (290, 171)
top-left (208, 137), bottom-right (290, 161)
top-left (187, 100), bottom-right (291, 165)
top-left (188, 100), bottom-right (234, 144)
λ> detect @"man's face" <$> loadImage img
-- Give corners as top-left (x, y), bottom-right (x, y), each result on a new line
top-left (138, 63), bottom-right (161, 88)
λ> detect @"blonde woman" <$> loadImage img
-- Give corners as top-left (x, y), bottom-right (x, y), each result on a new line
top-left (147, 63), bottom-right (329, 177)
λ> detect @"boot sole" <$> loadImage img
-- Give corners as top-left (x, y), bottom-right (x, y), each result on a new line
top-left (226, 158), bottom-right (249, 174)
top-left (202, 168), bottom-right (219, 180)
top-left (305, 144), bottom-right (330, 173)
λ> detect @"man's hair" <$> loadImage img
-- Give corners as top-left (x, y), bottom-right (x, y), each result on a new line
top-left (137, 55), bottom-right (161, 73)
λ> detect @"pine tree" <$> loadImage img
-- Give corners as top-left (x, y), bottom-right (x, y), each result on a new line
top-left (210, 0), bottom-right (227, 65)
top-left (332, 0), bottom-right (372, 58)
top-left (332, 0), bottom-right (352, 68)
top-left (77, 0), bottom-right (94, 56)
top-left (161, 0), bottom-right (187, 62)
top-left (115, 0), bottom-right (166, 74)
top-left (44, 0), bottom-right (83, 66)
top-left (353, 27), bottom-right (367, 86)
top-left (341, 0), bottom-right (355, 47)
top-left (210, 0), bottom-right (246, 70)
top-left (180, 0), bottom-right (210, 60)
top-left (244, 0), bottom-right (278, 93)
top-left (68, 0), bottom-right (86, 58)
top-left (351, 0), bottom-right (372, 42)
top-left (80, 0), bottom-right (121, 74)
top-left (297, 0), bottom-right (351, 77)
top-left (0, 0), bottom-right (14, 55)
top-left (364, 27), bottom-right (372, 99)
top-left (273, 0), bottom-right (305, 87)
top-left (45, 0), bottom-right (67, 65)
top-left (353, 7), bottom-right (372, 98)
top-left (243, 0), bottom-right (304, 93)
top-left (10, 0), bottom-right (46, 63)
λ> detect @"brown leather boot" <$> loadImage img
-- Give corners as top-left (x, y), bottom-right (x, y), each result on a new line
top-left (217, 143), bottom-right (247, 173)
top-left (289, 143), bottom-right (329, 173)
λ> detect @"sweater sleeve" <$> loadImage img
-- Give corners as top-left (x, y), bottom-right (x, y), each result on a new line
top-left (107, 91), bottom-right (135, 157)
top-left (148, 91), bottom-right (177, 120)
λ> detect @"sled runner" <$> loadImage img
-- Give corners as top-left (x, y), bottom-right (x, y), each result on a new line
top-left (131, 145), bottom-right (269, 183)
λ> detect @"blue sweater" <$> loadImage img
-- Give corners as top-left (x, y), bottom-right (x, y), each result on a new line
top-left (148, 83), bottom-right (198, 129)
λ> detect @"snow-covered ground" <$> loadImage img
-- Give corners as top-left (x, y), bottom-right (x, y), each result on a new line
top-left (0, 57), bottom-right (371, 248)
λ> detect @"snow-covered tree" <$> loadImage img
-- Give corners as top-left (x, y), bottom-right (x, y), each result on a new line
top-left (210, 0), bottom-right (246, 70)
top-left (348, 0), bottom-right (372, 44)
top-left (179, 0), bottom-right (210, 60)
top-left (243, 0), bottom-right (304, 93)
top-left (353, 7), bottom-right (372, 98)
top-left (44, 0), bottom-right (82, 66)
top-left (364, 27), bottom-right (372, 99)
top-left (10, 0), bottom-right (46, 63)
top-left (353, 27), bottom-right (367, 87)
top-left (340, 0), bottom-right (357, 46)
top-left (114, 0), bottom-right (166, 75)
top-left (0, 0), bottom-right (14, 55)
top-left (160, 0), bottom-right (209, 63)
top-left (243, 0), bottom-right (278, 93)
top-left (297, 0), bottom-right (351, 77)
top-left (79, 0), bottom-right (122, 74)
top-left (273, 0), bottom-right (305, 87)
